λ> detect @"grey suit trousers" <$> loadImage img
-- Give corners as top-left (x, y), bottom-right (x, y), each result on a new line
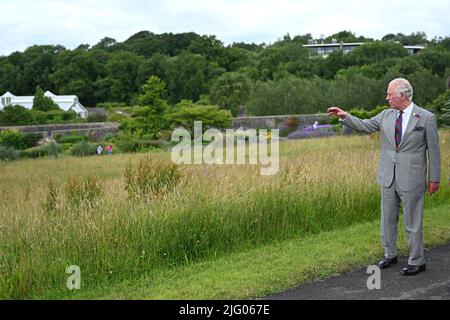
top-left (381, 175), bottom-right (425, 266)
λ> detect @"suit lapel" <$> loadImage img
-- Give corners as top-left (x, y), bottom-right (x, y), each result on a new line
top-left (398, 104), bottom-right (420, 149)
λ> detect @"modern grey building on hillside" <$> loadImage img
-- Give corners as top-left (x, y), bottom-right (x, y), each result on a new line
top-left (303, 41), bottom-right (425, 57)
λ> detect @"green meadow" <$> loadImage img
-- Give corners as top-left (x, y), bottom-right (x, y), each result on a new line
top-left (0, 131), bottom-right (449, 299)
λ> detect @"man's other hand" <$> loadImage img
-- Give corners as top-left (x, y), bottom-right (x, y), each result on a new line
top-left (428, 182), bottom-right (440, 195)
top-left (327, 106), bottom-right (348, 119)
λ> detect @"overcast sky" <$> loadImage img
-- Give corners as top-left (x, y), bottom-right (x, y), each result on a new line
top-left (1, 0), bottom-right (449, 56)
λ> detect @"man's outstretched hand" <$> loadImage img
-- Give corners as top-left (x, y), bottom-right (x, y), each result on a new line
top-left (327, 106), bottom-right (348, 119)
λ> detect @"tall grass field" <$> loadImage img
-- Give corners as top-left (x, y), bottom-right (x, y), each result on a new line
top-left (0, 131), bottom-right (449, 299)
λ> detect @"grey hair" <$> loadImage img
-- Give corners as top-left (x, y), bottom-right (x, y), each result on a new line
top-left (390, 78), bottom-right (413, 100)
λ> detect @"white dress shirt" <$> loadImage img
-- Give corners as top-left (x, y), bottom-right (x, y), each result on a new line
top-left (397, 103), bottom-right (414, 138)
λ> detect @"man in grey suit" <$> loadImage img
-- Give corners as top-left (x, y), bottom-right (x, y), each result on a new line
top-left (327, 78), bottom-right (441, 276)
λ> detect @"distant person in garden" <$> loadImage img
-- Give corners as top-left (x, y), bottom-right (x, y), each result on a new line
top-left (327, 78), bottom-right (441, 276)
top-left (106, 144), bottom-right (113, 155)
top-left (97, 145), bottom-right (103, 156)
top-left (312, 121), bottom-right (319, 130)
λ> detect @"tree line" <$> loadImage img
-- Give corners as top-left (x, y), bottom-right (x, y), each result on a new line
top-left (0, 30), bottom-right (449, 118)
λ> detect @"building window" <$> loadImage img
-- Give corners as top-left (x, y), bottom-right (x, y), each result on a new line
top-left (0, 97), bottom-right (10, 106)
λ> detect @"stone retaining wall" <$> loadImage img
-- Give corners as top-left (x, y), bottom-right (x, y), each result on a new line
top-left (0, 122), bottom-right (120, 140)
top-left (232, 114), bottom-right (329, 130)
top-left (0, 114), bottom-right (330, 139)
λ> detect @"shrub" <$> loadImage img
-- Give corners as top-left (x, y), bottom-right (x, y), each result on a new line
top-left (427, 90), bottom-right (450, 127)
top-left (70, 141), bottom-right (97, 157)
top-left (99, 133), bottom-right (116, 142)
top-left (348, 105), bottom-right (389, 120)
top-left (45, 110), bottom-right (66, 123)
top-left (0, 146), bottom-right (20, 161)
top-left (21, 146), bottom-right (48, 158)
top-left (368, 105), bottom-right (389, 118)
top-left (30, 110), bottom-right (48, 125)
top-left (285, 116), bottom-right (300, 128)
top-left (107, 112), bottom-right (127, 122)
top-left (115, 133), bottom-right (136, 153)
top-left (438, 102), bottom-right (450, 127)
top-left (349, 108), bottom-right (370, 119)
top-left (427, 89), bottom-right (450, 114)
top-left (0, 105), bottom-right (33, 125)
top-left (59, 143), bottom-right (73, 152)
top-left (0, 129), bottom-right (26, 150)
top-left (96, 102), bottom-right (127, 110)
top-left (280, 127), bottom-right (297, 137)
top-left (87, 113), bottom-right (107, 123)
top-left (23, 132), bottom-right (42, 148)
top-left (56, 134), bottom-right (88, 144)
top-left (43, 142), bottom-right (62, 158)
top-left (61, 111), bottom-right (78, 122)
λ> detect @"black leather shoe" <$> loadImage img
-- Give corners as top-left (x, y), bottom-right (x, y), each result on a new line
top-left (378, 256), bottom-right (398, 269)
top-left (401, 264), bottom-right (426, 276)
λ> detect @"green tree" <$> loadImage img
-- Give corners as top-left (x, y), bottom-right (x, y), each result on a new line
top-left (105, 51), bottom-right (144, 103)
top-left (164, 52), bottom-right (225, 103)
top-left (319, 51), bottom-right (348, 79)
top-left (21, 45), bottom-right (63, 94)
top-left (248, 77), bottom-right (328, 115)
top-left (165, 101), bottom-right (232, 134)
top-left (93, 77), bottom-right (121, 103)
top-left (414, 48), bottom-right (450, 76)
top-left (347, 41), bottom-right (408, 66)
top-left (407, 68), bottom-right (445, 106)
top-left (0, 60), bottom-right (21, 94)
top-left (135, 53), bottom-right (169, 88)
top-left (119, 76), bottom-right (170, 138)
top-left (382, 32), bottom-right (428, 45)
top-left (427, 89), bottom-right (450, 114)
top-left (92, 37), bottom-right (117, 51)
top-left (257, 42), bottom-right (312, 80)
top-left (217, 46), bottom-right (257, 72)
top-left (188, 35), bottom-right (224, 62)
top-left (324, 30), bottom-right (366, 43)
top-left (32, 87), bottom-right (59, 112)
top-left (138, 76), bottom-right (167, 108)
top-left (209, 72), bottom-right (253, 116)
top-left (391, 57), bottom-right (422, 75)
top-left (50, 49), bottom-right (103, 106)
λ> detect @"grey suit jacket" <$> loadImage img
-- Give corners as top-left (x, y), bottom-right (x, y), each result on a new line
top-left (341, 104), bottom-right (441, 192)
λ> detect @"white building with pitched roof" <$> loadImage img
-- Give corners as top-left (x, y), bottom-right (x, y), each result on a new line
top-left (0, 91), bottom-right (88, 118)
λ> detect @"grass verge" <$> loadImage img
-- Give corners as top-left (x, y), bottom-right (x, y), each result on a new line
top-left (39, 203), bottom-right (450, 300)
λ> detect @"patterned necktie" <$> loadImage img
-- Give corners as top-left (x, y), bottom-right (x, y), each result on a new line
top-left (395, 110), bottom-right (403, 148)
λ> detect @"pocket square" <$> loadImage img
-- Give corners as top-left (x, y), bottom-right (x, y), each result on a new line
top-left (412, 126), bottom-right (424, 132)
